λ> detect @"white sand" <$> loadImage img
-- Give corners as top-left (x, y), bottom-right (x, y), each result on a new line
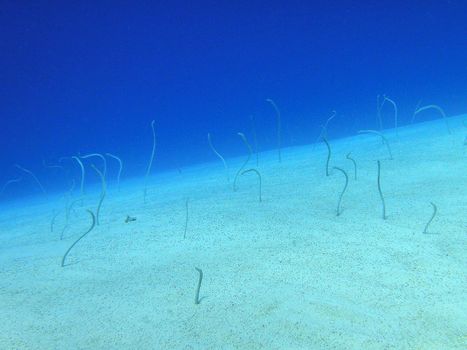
top-left (0, 115), bottom-right (466, 349)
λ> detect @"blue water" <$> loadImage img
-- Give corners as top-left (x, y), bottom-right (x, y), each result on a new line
top-left (1, 1), bottom-right (466, 197)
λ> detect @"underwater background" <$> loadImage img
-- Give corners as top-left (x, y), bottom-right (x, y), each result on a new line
top-left (1, 2), bottom-right (466, 349)
top-left (1, 1), bottom-right (466, 198)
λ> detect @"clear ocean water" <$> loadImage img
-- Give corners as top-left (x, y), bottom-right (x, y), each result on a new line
top-left (1, 2), bottom-right (466, 349)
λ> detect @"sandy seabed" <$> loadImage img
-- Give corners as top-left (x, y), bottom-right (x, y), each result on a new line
top-left (0, 116), bottom-right (466, 349)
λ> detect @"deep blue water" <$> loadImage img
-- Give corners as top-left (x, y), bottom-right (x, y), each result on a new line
top-left (1, 1), bottom-right (466, 199)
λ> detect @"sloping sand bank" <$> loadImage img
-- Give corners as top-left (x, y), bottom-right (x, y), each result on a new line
top-left (0, 116), bottom-right (465, 349)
